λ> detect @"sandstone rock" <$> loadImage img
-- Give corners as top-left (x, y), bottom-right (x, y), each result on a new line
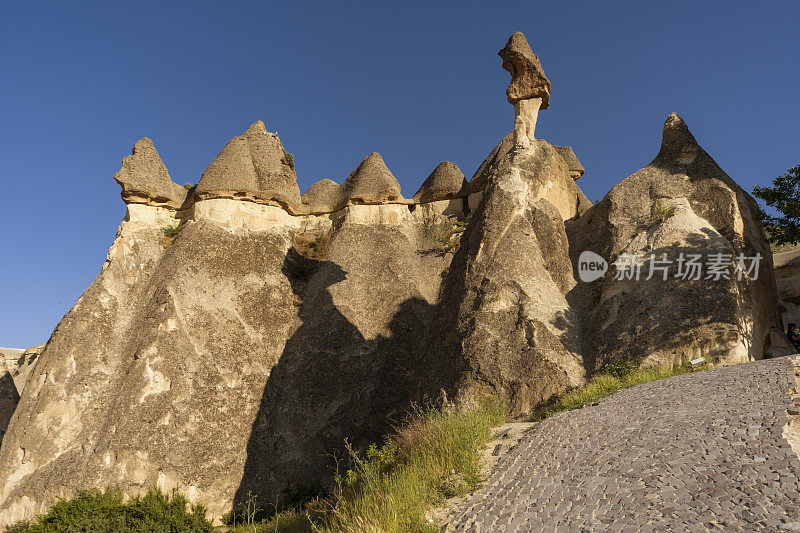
top-left (195, 121), bottom-right (303, 213)
top-left (420, 140), bottom-right (587, 416)
top-left (412, 161), bottom-right (467, 203)
top-left (0, 180), bottom-right (454, 523)
top-left (554, 146), bottom-right (585, 180)
top-left (0, 211), bottom-right (304, 523)
top-left (114, 138), bottom-right (190, 210)
top-left (236, 214), bottom-right (450, 506)
top-left (566, 113), bottom-right (780, 370)
top-left (463, 133), bottom-right (514, 196)
top-left (300, 179), bottom-right (344, 213)
top-left (498, 32), bottom-right (550, 108)
top-left (465, 133), bottom-right (586, 221)
top-left (774, 249), bottom-right (800, 329)
top-left (341, 152), bottom-right (404, 205)
top-left (0, 349), bottom-right (24, 445)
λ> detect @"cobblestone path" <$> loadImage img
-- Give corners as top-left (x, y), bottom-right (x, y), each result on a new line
top-left (449, 358), bottom-right (800, 532)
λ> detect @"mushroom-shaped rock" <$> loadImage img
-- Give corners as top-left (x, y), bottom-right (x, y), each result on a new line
top-left (114, 138), bottom-right (189, 209)
top-left (195, 121), bottom-right (303, 211)
top-left (341, 152), bottom-right (404, 204)
top-left (554, 146), bottom-right (585, 180)
top-left (412, 161), bottom-right (467, 203)
top-left (499, 32), bottom-right (550, 146)
top-left (498, 32), bottom-right (550, 108)
top-left (301, 179), bottom-right (345, 213)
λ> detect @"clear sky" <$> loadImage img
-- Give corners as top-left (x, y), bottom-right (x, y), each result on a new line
top-left (1, 1), bottom-right (798, 348)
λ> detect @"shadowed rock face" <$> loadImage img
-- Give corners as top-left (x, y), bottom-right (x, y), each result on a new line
top-left (114, 138), bottom-right (189, 209)
top-left (195, 121), bottom-right (303, 212)
top-left (341, 152), bottom-right (404, 205)
top-left (498, 32), bottom-right (551, 108)
top-left (412, 161), bottom-right (467, 202)
top-left (567, 113), bottom-right (780, 370)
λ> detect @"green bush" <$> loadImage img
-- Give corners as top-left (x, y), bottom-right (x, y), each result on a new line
top-left (283, 153), bottom-right (295, 171)
top-left (162, 225), bottom-right (183, 239)
top-left (5, 487), bottom-right (214, 532)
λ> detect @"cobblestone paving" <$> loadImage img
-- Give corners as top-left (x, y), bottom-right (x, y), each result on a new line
top-left (449, 358), bottom-right (800, 532)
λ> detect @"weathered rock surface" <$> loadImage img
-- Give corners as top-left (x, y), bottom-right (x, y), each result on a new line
top-left (341, 152), bottom-right (404, 205)
top-left (0, 152), bottom-right (456, 524)
top-left (554, 145), bottom-right (584, 180)
top-left (236, 213), bottom-right (450, 504)
top-left (114, 138), bottom-right (190, 209)
top-left (300, 179), bottom-right (344, 213)
top-left (195, 121), bottom-right (303, 213)
top-left (412, 161), bottom-right (466, 202)
top-left (498, 32), bottom-right (550, 108)
top-left (775, 248), bottom-right (800, 330)
top-left (567, 113), bottom-right (780, 370)
top-left (420, 140), bottom-right (587, 416)
top-left (0, 349), bottom-right (24, 444)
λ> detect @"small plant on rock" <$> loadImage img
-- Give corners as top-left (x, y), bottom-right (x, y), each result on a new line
top-left (649, 199), bottom-right (677, 226)
top-left (436, 219), bottom-right (468, 256)
top-left (283, 152), bottom-right (295, 171)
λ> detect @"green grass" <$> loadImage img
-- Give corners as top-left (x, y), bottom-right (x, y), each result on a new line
top-left (227, 397), bottom-right (508, 533)
top-left (5, 487), bottom-right (214, 532)
top-left (530, 363), bottom-right (704, 422)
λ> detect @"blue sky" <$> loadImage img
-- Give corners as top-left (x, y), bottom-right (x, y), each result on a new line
top-left (1, 1), bottom-right (798, 348)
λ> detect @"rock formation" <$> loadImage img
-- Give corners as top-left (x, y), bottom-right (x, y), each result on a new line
top-left (554, 146), bottom-right (585, 180)
top-left (195, 121), bottom-right (303, 213)
top-left (0, 32), bottom-right (783, 526)
top-left (499, 32), bottom-right (551, 146)
top-left (419, 140), bottom-right (587, 415)
top-left (340, 152), bottom-right (404, 205)
top-left (567, 113), bottom-right (780, 370)
top-left (774, 249), bottom-right (800, 330)
top-left (114, 138), bottom-right (190, 210)
top-left (300, 179), bottom-right (344, 213)
top-left (412, 161), bottom-right (466, 203)
top-left (0, 346), bottom-right (43, 445)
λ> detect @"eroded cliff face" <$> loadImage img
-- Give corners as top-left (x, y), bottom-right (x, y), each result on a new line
top-left (0, 35), bottom-right (782, 526)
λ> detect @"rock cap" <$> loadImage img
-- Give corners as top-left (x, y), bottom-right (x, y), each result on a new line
top-left (301, 179), bottom-right (345, 213)
top-left (341, 152), bottom-right (404, 205)
top-left (114, 138), bottom-right (189, 209)
top-left (412, 161), bottom-right (467, 202)
top-left (498, 32), bottom-right (550, 108)
top-left (196, 121), bottom-right (303, 212)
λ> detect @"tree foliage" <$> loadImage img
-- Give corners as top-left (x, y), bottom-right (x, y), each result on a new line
top-left (753, 165), bottom-right (800, 245)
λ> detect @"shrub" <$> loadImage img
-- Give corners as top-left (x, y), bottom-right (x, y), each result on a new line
top-left (5, 487), bottom-right (214, 533)
top-left (162, 225), bottom-right (183, 239)
top-left (283, 153), bottom-right (295, 171)
top-left (649, 199), bottom-right (677, 226)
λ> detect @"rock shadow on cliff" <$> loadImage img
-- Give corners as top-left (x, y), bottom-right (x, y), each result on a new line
top-left (233, 248), bottom-right (434, 513)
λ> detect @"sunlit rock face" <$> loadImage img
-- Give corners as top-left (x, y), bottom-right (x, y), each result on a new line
top-left (567, 113), bottom-right (781, 371)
